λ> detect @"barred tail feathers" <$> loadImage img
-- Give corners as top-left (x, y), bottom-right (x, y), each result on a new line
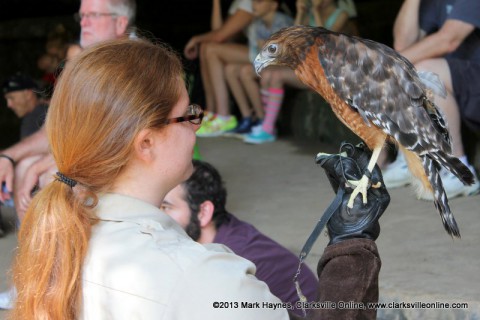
top-left (401, 148), bottom-right (460, 238)
top-left (429, 150), bottom-right (474, 186)
top-left (421, 155), bottom-right (461, 238)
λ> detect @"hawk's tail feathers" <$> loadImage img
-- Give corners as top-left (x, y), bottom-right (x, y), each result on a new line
top-left (430, 150), bottom-right (474, 186)
top-left (422, 155), bottom-right (461, 238)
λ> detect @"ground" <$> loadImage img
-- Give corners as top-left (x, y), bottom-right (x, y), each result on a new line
top-left (1, 136), bottom-right (479, 319)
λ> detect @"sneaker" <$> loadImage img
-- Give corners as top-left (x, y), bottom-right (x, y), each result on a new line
top-left (196, 116), bottom-right (237, 137)
top-left (223, 117), bottom-right (256, 138)
top-left (195, 112), bottom-right (216, 136)
top-left (250, 121), bottom-right (264, 135)
top-left (202, 111), bottom-right (215, 123)
top-left (244, 128), bottom-right (276, 144)
top-left (0, 287), bottom-right (16, 310)
top-left (418, 167), bottom-right (480, 201)
top-left (382, 152), bottom-right (412, 188)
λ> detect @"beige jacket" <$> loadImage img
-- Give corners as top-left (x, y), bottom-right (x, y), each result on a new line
top-left (80, 193), bottom-right (288, 319)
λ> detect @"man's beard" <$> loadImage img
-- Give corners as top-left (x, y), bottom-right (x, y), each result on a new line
top-left (185, 212), bottom-right (201, 241)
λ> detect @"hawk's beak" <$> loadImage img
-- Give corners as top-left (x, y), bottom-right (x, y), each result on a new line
top-left (254, 53), bottom-right (274, 76)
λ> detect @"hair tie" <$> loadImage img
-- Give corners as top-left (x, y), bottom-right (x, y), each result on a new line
top-left (56, 172), bottom-right (77, 188)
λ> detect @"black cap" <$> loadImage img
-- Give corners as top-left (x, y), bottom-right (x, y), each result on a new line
top-left (2, 73), bottom-right (38, 94)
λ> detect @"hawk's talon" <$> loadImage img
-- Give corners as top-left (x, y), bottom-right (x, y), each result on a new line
top-left (372, 181), bottom-right (382, 188)
top-left (347, 175), bottom-right (370, 208)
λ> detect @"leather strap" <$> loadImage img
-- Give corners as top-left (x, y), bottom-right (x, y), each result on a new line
top-left (293, 187), bottom-right (345, 316)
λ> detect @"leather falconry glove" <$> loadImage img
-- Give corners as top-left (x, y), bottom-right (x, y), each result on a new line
top-left (316, 142), bottom-right (390, 245)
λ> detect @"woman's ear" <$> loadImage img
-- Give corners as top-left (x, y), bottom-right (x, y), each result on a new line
top-left (198, 200), bottom-right (215, 227)
top-left (133, 128), bottom-right (155, 162)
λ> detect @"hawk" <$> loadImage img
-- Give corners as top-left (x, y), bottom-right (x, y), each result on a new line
top-left (254, 25), bottom-right (475, 238)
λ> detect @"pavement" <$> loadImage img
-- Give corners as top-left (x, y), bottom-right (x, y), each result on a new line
top-left (1, 136), bottom-right (479, 319)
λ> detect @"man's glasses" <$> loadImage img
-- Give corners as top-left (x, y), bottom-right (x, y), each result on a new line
top-left (165, 104), bottom-right (204, 125)
top-left (74, 12), bottom-right (118, 22)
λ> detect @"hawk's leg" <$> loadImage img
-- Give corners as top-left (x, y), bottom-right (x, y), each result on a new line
top-left (347, 145), bottom-right (383, 208)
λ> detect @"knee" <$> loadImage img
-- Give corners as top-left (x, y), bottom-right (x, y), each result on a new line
top-left (225, 64), bottom-right (237, 80)
top-left (415, 59), bottom-right (437, 72)
top-left (14, 156), bottom-right (39, 184)
top-left (239, 65), bottom-right (253, 80)
top-left (202, 42), bottom-right (221, 58)
top-left (261, 68), bottom-right (284, 87)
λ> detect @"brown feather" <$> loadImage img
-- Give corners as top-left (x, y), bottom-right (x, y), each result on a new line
top-left (294, 44), bottom-right (387, 151)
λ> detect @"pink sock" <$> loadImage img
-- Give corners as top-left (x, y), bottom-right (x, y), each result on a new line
top-left (262, 88), bottom-right (284, 135)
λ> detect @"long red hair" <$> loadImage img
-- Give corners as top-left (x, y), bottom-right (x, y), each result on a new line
top-left (10, 38), bottom-right (184, 319)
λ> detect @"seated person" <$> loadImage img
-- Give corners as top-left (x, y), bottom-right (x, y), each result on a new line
top-left (383, 0), bottom-right (480, 198)
top-left (0, 73), bottom-right (48, 307)
top-left (2, 73), bottom-right (48, 140)
top-left (245, 0), bottom-right (355, 144)
top-left (224, 0), bottom-right (293, 136)
top-left (184, 0), bottom-right (254, 137)
top-left (0, 73), bottom-right (48, 230)
top-left (161, 160), bottom-right (318, 316)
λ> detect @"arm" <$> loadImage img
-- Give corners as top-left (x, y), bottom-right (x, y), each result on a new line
top-left (211, 0), bottom-right (223, 30)
top-left (15, 153), bottom-right (56, 220)
top-left (184, 9), bottom-right (253, 60)
top-left (0, 126), bottom-right (49, 201)
top-left (393, 0), bottom-right (424, 51)
top-left (209, 9), bottom-right (253, 43)
top-left (308, 143), bottom-right (389, 319)
top-left (400, 19), bottom-right (475, 64)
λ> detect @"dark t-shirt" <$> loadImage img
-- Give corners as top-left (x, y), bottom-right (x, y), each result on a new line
top-left (420, 0), bottom-right (480, 62)
top-left (419, 0), bottom-right (480, 129)
top-left (20, 103), bottom-right (48, 139)
top-left (214, 213), bottom-right (318, 315)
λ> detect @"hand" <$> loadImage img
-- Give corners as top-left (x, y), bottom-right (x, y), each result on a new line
top-left (184, 36), bottom-right (200, 60)
top-left (296, 0), bottom-right (309, 15)
top-left (316, 143), bottom-right (390, 245)
top-left (15, 154), bottom-right (56, 220)
top-left (0, 156), bottom-right (15, 203)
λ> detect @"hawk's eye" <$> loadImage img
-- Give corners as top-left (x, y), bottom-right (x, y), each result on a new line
top-left (267, 44), bottom-right (277, 54)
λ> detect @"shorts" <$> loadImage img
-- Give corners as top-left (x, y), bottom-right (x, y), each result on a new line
top-left (447, 58), bottom-right (480, 131)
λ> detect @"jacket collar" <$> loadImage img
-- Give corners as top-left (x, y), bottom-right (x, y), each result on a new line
top-left (95, 193), bottom-right (181, 231)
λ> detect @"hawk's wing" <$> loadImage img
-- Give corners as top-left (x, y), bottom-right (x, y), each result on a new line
top-left (317, 32), bottom-right (451, 154)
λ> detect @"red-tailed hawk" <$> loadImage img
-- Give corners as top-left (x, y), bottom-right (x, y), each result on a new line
top-left (254, 25), bottom-right (475, 238)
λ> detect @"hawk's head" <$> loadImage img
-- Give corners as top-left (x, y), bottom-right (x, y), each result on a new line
top-left (254, 25), bottom-right (323, 75)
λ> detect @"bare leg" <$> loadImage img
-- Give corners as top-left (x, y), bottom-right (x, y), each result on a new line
top-left (260, 67), bottom-right (308, 134)
top-left (240, 64), bottom-right (264, 119)
top-left (225, 63), bottom-right (252, 118)
top-left (204, 43), bottom-right (249, 116)
top-left (416, 58), bottom-right (464, 158)
top-left (200, 42), bottom-right (216, 113)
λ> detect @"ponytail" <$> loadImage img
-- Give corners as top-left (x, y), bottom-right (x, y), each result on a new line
top-left (11, 180), bottom-right (94, 319)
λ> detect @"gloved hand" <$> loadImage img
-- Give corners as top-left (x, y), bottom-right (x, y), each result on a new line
top-left (316, 142), bottom-right (390, 245)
